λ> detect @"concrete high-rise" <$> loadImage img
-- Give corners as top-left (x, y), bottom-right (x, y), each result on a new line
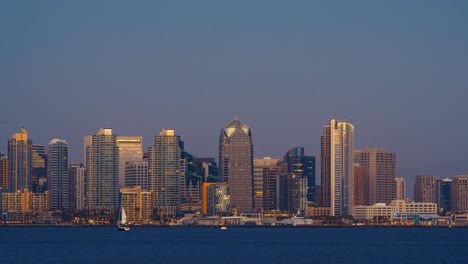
top-left (85, 128), bottom-right (119, 211)
top-left (219, 118), bottom-right (254, 213)
top-left (354, 148), bottom-right (396, 205)
top-left (395, 177), bottom-right (406, 200)
top-left (69, 163), bottom-right (85, 211)
top-left (321, 119), bottom-right (354, 216)
top-left (47, 139), bottom-right (69, 210)
top-left (451, 175), bottom-right (468, 213)
top-left (253, 157), bottom-right (281, 212)
top-left (8, 127), bottom-right (32, 192)
top-left (414, 175), bottom-right (438, 203)
top-left (117, 137), bottom-right (143, 188)
top-left (125, 161), bottom-right (148, 191)
top-left (354, 163), bottom-right (365, 206)
top-left (148, 129), bottom-right (182, 217)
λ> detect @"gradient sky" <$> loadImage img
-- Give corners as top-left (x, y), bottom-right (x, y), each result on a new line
top-left (1, 1), bottom-right (468, 196)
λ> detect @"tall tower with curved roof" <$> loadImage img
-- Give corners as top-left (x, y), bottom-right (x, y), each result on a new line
top-left (219, 118), bottom-right (254, 213)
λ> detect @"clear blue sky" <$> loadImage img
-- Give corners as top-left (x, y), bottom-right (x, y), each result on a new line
top-left (1, 1), bottom-right (468, 196)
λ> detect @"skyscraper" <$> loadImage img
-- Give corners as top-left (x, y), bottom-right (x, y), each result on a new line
top-left (437, 178), bottom-right (452, 213)
top-left (31, 144), bottom-right (47, 193)
top-left (47, 139), bottom-right (69, 211)
top-left (395, 177), bottom-right (406, 200)
top-left (125, 161), bottom-right (148, 191)
top-left (451, 175), bottom-right (468, 213)
top-left (0, 153), bottom-right (8, 189)
top-left (219, 118), bottom-right (254, 213)
top-left (148, 129), bottom-right (182, 217)
top-left (354, 148), bottom-right (396, 205)
top-left (117, 137), bottom-right (143, 188)
top-left (414, 175), bottom-right (438, 203)
top-left (321, 119), bottom-right (354, 216)
top-left (85, 128), bottom-right (119, 211)
top-left (8, 127), bottom-right (32, 192)
top-left (69, 163), bottom-right (85, 211)
top-left (354, 163), bottom-right (365, 206)
top-left (253, 157), bottom-right (281, 212)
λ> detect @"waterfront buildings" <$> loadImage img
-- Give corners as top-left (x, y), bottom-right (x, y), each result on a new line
top-left (202, 182), bottom-right (229, 215)
top-left (120, 186), bottom-right (153, 224)
top-left (8, 128), bottom-right (33, 192)
top-left (148, 129), bottom-right (182, 217)
top-left (47, 139), bottom-right (69, 210)
top-left (354, 148), bottom-right (396, 205)
top-left (395, 177), bottom-right (406, 200)
top-left (451, 175), bottom-right (468, 213)
top-left (321, 119), bottom-right (354, 216)
top-left (354, 200), bottom-right (437, 220)
top-left (414, 175), bottom-right (438, 203)
top-left (219, 118), bottom-right (254, 213)
top-left (253, 157), bottom-right (281, 212)
top-left (84, 128), bottom-right (119, 211)
top-left (1, 189), bottom-right (49, 212)
top-left (116, 137), bottom-right (143, 188)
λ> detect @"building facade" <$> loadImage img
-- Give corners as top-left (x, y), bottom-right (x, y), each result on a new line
top-left (0, 153), bottom-right (8, 189)
top-left (219, 118), bottom-right (254, 213)
top-left (125, 161), bottom-right (148, 191)
top-left (395, 177), bottom-right (406, 200)
top-left (202, 182), bottom-right (230, 215)
top-left (414, 175), bottom-right (438, 203)
top-left (120, 186), bottom-right (153, 224)
top-left (451, 175), bottom-right (468, 213)
top-left (321, 119), bottom-right (354, 216)
top-left (8, 128), bottom-right (32, 192)
top-left (354, 148), bottom-right (396, 205)
top-left (47, 139), bottom-right (69, 211)
top-left (69, 163), bottom-right (85, 211)
top-left (117, 137), bottom-right (143, 188)
top-left (437, 178), bottom-right (452, 213)
top-left (85, 128), bottom-right (119, 211)
top-left (148, 129), bottom-right (182, 217)
top-left (253, 157), bottom-right (281, 212)
top-left (31, 144), bottom-right (47, 193)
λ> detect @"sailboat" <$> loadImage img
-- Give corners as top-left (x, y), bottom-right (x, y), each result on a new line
top-left (117, 205), bottom-right (130, 231)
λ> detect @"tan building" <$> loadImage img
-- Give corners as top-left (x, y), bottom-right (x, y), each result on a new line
top-left (354, 148), bottom-right (396, 205)
top-left (414, 175), bottom-right (438, 203)
top-left (390, 199), bottom-right (437, 214)
top-left (253, 157), bottom-right (281, 211)
top-left (117, 136), bottom-right (143, 188)
top-left (395, 177), bottom-right (406, 200)
top-left (1, 189), bottom-right (49, 212)
top-left (451, 175), bottom-right (468, 213)
top-left (120, 186), bottom-right (153, 224)
top-left (353, 203), bottom-right (395, 220)
top-left (306, 206), bottom-right (331, 217)
top-left (354, 163), bottom-right (365, 206)
top-left (0, 154), bottom-right (8, 189)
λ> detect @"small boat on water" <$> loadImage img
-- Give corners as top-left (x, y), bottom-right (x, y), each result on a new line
top-left (220, 226), bottom-right (228, 230)
top-left (117, 204), bottom-right (130, 231)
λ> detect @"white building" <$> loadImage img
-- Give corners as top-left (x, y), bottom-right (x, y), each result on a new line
top-left (353, 203), bottom-right (395, 220)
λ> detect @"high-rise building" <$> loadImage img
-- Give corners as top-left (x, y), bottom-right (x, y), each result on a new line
top-left (85, 128), bottom-right (119, 211)
top-left (31, 144), bottom-right (47, 193)
top-left (125, 161), bottom-right (148, 191)
top-left (120, 186), bottom-right (154, 224)
top-left (437, 178), bottom-right (452, 213)
top-left (451, 175), bottom-right (468, 213)
top-left (148, 129), bottom-right (182, 217)
top-left (321, 119), bottom-right (354, 216)
top-left (47, 139), bottom-right (69, 211)
top-left (253, 157), bottom-right (281, 212)
top-left (414, 175), bottom-right (438, 203)
top-left (180, 151), bottom-right (202, 211)
top-left (0, 153), bottom-right (8, 189)
top-left (219, 118), bottom-right (254, 213)
top-left (354, 148), bottom-right (396, 205)
top-left (8, 127), bottom-right (32, 192)
top-left (117, 137), bottom-right (143, 188)
top-left (69, 163), bottom-right (85, 211)
top-left (202, 182), bottom-right (230, 215)
top-left (395, 177), bottom-right (406, 200)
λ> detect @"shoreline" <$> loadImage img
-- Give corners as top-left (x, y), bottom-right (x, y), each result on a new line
top-left (0, 224), bottom-right (464, 228)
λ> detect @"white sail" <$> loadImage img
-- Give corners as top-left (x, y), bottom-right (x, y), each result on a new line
top-left (121, 206), bottom-right (127, 224)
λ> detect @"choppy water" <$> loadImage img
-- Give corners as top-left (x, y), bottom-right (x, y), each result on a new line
top-left (0, 226), bottom-right (466, 263)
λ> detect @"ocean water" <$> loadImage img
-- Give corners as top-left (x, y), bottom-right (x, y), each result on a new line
top-left (0, 226), bottom-right (467, 264)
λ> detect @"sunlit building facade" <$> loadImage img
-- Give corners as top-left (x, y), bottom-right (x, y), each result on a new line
top-left (117, 137), bottom-right (143, 188)
top-left (354, 148), bottom-right (396, 205)
top-left (85, 128), bottom-right (119, 211)
top-left (148, 129), bottom-right (182, 217)
top-left (8, 128), bottom-right (33, 192)
top-left (0, 153), bottom-right (8, 189)
top-left (253, 157), bottom-right (281, 212)
top-left (414, 175), bottom-right (438, 203)
top-left (395, 177), bottom-right (406, 200)
top-left (31, 144), bottom-right (47, 193)
top-left (219, 118), bottom-right (254, 213)
top-left (451, 175), bottom-right (468, 213)
top-left (202, 182), bottom-right (230, 215)
top-left (321, 119), bottom-right (354, 216)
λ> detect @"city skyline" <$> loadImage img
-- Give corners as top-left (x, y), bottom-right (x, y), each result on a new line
top-left (2, 1), bottom-right (468, 197)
